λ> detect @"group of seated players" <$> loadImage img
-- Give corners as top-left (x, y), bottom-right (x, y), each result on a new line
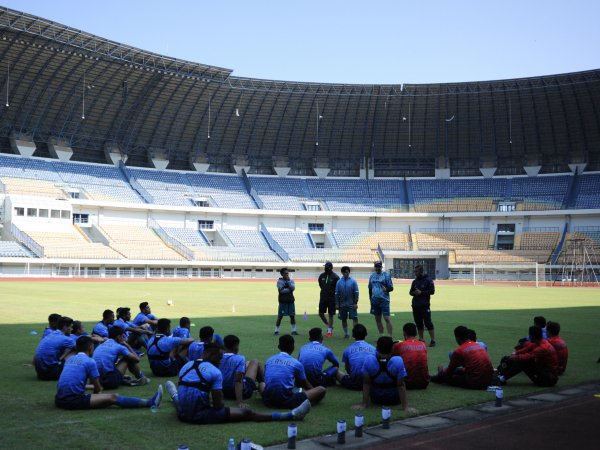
top-left (33, 302), bottom-right (568, 425)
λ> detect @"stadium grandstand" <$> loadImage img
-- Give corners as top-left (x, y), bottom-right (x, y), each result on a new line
top-left (0, 7), bottom-right (599, 283)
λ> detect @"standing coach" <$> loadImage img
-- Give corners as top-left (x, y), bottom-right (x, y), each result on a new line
top-left (409, 265), bottom-right (436, 347)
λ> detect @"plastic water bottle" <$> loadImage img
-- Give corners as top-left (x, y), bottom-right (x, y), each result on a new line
top-left (240, 439), bottom-right (252, 450)
top-left (178, 445), bottom-right (189, 450)
top-left (382, 406), bottom-right (391, 429)
top-left (29, 330), bottom-right (38, 335)
top-left (355, 414), bottom-right (364, 437)
top-left (287, 423), bottom-right (297, 449)
top-left (495, 388), bottom-right (504, 407)
top-left (227, 438), bottom-right (235, 450)
top-left (337, 419), bottom-right (346, 444)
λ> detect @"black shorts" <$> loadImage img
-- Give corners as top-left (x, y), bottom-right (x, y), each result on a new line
top-left (150, 356), bottom-right (185, 377)
top-left (371, 388), bottom-right (400, 406)
top-left (262, 389), bottom-right (308, 409)
top-left (340, 375), bottom-right (363, 391)
top-left (99, 370), bottom-right (124, 389)
top-left (55, 393), bottom-right (92, 410)
top-left (412, 304), bottom-right (434, 330)
top-left (179, 407), bottom-right (231, 425)
top-left (319, 299), bottom-right (336, 315)
top-left (35, 361), bottom-right (64, 381)
top-left (223, 377), bottom-right (257, 400)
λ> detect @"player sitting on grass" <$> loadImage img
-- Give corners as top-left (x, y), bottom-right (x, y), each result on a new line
top-left (34, 316), bottom-right (76, 380)
top-left (114, 307), bottom-right (153, 350)
top-left (172, 317), bottom-right (191, 339)
top-left (335, 266), bottom-right (359, 338)
top-left (188, 326), bottom-right (215, 361)
top-left (339, 324), bottom-right (376, 390)
top-left (92, 309), bottom-right (115, 339)
top-left (431, 325), bottom-right (493, 389)
top-left (164, 343), bottom-right (311, 424)
top-left (72, 320), bottom-right (105, 345)
top-left (515, 316), bottom-right (547, 350)
top-left (496, 325), bottom-right (559, 387)
top-left (132, 302), bottom-right (158, 331)
top-left (55, 336), bottom-right (163, 411)
top-left (392, 323), bottom-right (430, 389)
top-left (147, 318), bottom-right (194, 377)
top-left (92, 327), bottom-right (149, 389)
top-left (42, 313), bottom-right (62, 338)
top-left (219, 334), bottom-right (264, 408)
top-left (298, 328), bottom-right (340, 387)
top-left (262, 335), bottom-right (327, 409)
top-left (546, 321), bottom-right (568, 375)
top-left (352, 336), bottom-right (417, 413)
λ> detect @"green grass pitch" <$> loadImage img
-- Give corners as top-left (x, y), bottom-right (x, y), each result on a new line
top-left (0, 279), bottom-right (598, 449)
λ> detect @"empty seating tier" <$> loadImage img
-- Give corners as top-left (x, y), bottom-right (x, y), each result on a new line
top-left (414, 232), bottom-right (490, 251)
top-left (100, 224), bottom-right (183, 260)
top-left (23, 226), bottom-right (122, 259)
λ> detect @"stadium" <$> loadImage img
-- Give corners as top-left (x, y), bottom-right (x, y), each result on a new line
top-left (0, 4), bottom-right (599, 450)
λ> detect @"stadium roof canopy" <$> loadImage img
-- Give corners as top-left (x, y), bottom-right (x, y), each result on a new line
top-left (1, 6), bottom-right (600, 176)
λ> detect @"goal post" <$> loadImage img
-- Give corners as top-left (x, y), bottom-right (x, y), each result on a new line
top-left (471, 263), bottom-right (547, 287)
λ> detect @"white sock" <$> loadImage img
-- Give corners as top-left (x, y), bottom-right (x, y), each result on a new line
top-left (275, 326), bottom-right (279, 332)
top-left (343, 327), bottom-right (348, 336)
top-left (327, 327), bottom-right (332, 333)
top-left (291, 324), bottom-right (297, 332)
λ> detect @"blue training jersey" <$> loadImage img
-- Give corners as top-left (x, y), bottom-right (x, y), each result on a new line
top-left (298, 342), bottom-right (339, 380)
top-left (219, 353), bottom-right (246, 390)
top-left (56, 352), bottom-right (100, 397)
top-left (132, 312), bottom-right (152, 326)
top-left (342, 340), bottom-right (377, 380)
top-left (92, 339), bottom-right (131, 374)
top-left (178, 360), bottom-right (222, 413)
top-left (34, 332), bottom-right (75, 368)
top-left (92, 322), bottom-right (111, 338)
top-left (362, 354), bottom-right (407, 389)
top-left (147, 335), bottom-right (182, 366)
top-left (172, 327), bottom-right (191, 339)
top-left (264, 352), bottom-right (306, 392)
top-left (42, 328), bottom-right (58, 338)
top-left (368, 272), bottom-right (393, 301)
top-left (188, 341), bottom-right (205, 361)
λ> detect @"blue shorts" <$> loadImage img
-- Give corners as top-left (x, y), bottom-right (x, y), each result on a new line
top-left (370, 298), bottom-right (390, 317)
top-left (278, 303), bottom-right (296, 317)
top-left (99, 370), bottom-right (123, 389)
top-left (150, 356), bottom-right (185, 377)
top-left (35, 361), bottom-right (63, 381)
top-left (262, 388), bottom-right (307, 409)
top-left (223, 377), bottom-right (257, 400)
top-left (55, 392), bottom-right (92, 410)
top-left (340, 374), bottom-right (363, 391)
top-left (179, 407), bottom-right (231, 424)
top-left (371, 388), bottom-right (400, 406)
top-left (338, 306), bottom-right (358, 321)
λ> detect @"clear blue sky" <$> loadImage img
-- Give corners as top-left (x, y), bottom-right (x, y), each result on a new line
top-left (3, 0), bottom-right (600, 84)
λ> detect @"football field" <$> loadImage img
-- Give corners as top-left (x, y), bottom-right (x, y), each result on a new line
top-left (0, 279), bottom-right (598, 449)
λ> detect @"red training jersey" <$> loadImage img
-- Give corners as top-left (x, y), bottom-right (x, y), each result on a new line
top-left (445, 340), bottom-right (493, 388)
top-left (547, 336), bottom-right (568, 375)
top-left (513, 339), bottom-right (559, 377)
top-left (392, 338), bottom-right (430, 388)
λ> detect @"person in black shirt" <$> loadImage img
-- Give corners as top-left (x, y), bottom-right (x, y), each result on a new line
top-left (318, 262), bottom-right (340, 338)
top-left (409, 265), bottom-right (436, 347)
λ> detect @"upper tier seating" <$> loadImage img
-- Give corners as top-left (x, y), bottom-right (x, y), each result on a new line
top-left (573, 174), bottom-right (600, 209)
top-left (0, 241), bottom-right (34, 257)
top-left (286, 248), bottom-right (379, 263)
top-left (307, 179), bottom-right (369, 198)
top-left (258, 194), bottom-right (306, 211)
top-left (0, 155), bottom-right (62, 182)
top-left (249, 177), bottom-right (308, 197)
top-left (191, 246), bottom-right (280, 262)
top-left (128, 168), bottom-right (191, 192)
top-left (100, 224), bottom-right (183, 260)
